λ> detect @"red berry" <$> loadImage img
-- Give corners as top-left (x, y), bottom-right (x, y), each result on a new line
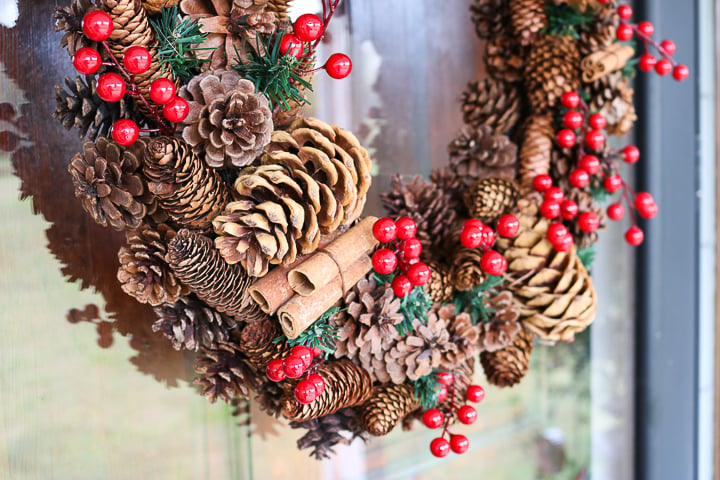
top-left (460, 226), bottom-right (483, 249)
top-left (436, 371), bottom-right (455, 386)
top-left (72, 47), bottom-right (102, 75)
top-left (673, 64), bottom-right (689, 81)
top-left (123, 46), bottom-right (151, 74)
top-left (616, 23), bottom-right (633, 41)
top-left (310, 346), bottom-right (323, 357)
top-left (395, 216), bottom-right (417, 240)
top-left (589, 113), bottom-right (607, 130)
top-left (402, 237), bottom-right (423, 259)
top-left (556, 129), bottom-right (577, 148)
top-left (437, 385), bottom-right (448, 403)
top-left (562, 110), bottom-right (583, 130)
top-left (638, 203), bottom-right (659, 219)
top-left (625, 225), bottom-right (644, 246)
top-left (540, 200), bottom-right (561, 219)
top-left (280, 34), bottom-right (303, 58)
top-left (655, 59), bottom-right (672, 76)
top-left (661, 39), bottom-right (677, 55)
top-left (533, 174), bottom-right (553, 192)
top-left (578, 155), bottom-right (600, 175)
top-left (97, 73), bottom-right (126, 102)
top-left (308, 373), bottom-right (326, 396)
top-left (392, 275), bottom-right (413, 297)
top-left (82, 10), bottom-right (113, 42)
top-left (111, 119), bottom-right (139, 146)
top-left (450, 434), bottom-right (470, 454)
top-left (422, 409), bottom-right (444, 429)
top-left (639, 53), bottom-right (657, 72)
top-left (480, 250), bottom-right (507, 276)
top-left (265, 358), bottom-right (286, 382)
top-left (569, 168), bottom-right (590, 188)
top-left (373, 217), bottom-right (397, 243)
top-left (325, 53), bottom-right (352, 79)
top-left (294, 379), bottom-right (318, 404)
top-left (430, 437), bottom-right (451, 458)
top-left (497, 214), bottom-right (520, 238)
top-left (371, 248), bottom-right (397, 275)
top-left (457, 405), bottom-right (478, 425)
top-left (617, 5), bottom-right (633, 19)
top-left (634, 192), bottom-right (655, 210)
top-left (638, 21), bottom-right (655, 36)
top-left (561, 200), bottom-right (579, 220)
top-left (283, 355), bottom-right (305, 378)
top-left (466, 385), bottom-right (486, 403)
top-left (553, 233), bottom-right (574, 252)
top-left (408, 262), bottom-right (431, 286)
top-left (578, 211), bottom-right (600, 232)
top-left (604, 174), bottom-right (623, 193)
top-left (481, 225), bottom-right (497, 248)
top-left (290, 345), bottom-right (313, 370)
top-left (545, 187), bottom-right (564, 203)
top-left (547, 223), bottom-right (569, 244)
top-left (623, 145), bottom-right (640, 163)
top-left (294, 14), bottom-right (324, 42)
top-left (560, 91), bottom-right (580, 109)
top-left (464, 219), bottom-right (484, 230)
top-left (163, 96), bottom-right (189, 123)
top-left (149, 78), bottom-right (176, 105)
top-left (607, 202), bottom-right (625, 220)
top-left (585, 129), bottom-right (605, 150)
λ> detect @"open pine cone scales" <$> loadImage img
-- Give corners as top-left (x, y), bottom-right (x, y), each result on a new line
top-left (459, 79), bottom-right (522, 134)
top-left (153, 295), bottom-right (237, 351)
top-left (480, 327), bottom-right (534, 387)
top-left (463, 177), bottom-right (520, 223)
top-left (508, 0), bottom-right (548, 46)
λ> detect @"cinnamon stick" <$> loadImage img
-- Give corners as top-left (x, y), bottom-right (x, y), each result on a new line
top-left (581, 43), bottom-right (635, 83)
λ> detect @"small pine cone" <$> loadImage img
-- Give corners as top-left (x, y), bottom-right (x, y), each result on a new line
top-left (117, 223), bottom-right (188, 305)
top-left (194, 339), bottom-right (257, 403)
top-left (450, 247), bottom-right (486, 292)
top-left (479, 290), bottom-right (522, 352)
top-left (480, 327), bottom-right (534, 387)
top-left (425, 261), bottom-right (454, 304)
top-left (459, 79), bottom-right (522, 135)
top-left (568, 190), bottom-right (605, 248)
top-left (438, 304), bottom-right (482, 370)
top-left (142, 0), bottom-right (180, 15)
top-left (588, 72), bottom-right (637, 137)
top-left (53, 0), bottom-right (98, 55)
top-left (166, 229), bottom-right (262, 322)
top-left (359, 383), bottom-right (419, 436)
top-left (144, 136), bottom-right (231, 232)
top-left (508, 0), bottom-right (548, 46)
top-left (179, 70), bottom-right (273, 168)
top-left (524, 34), bottom-right (581, 114)
top-left (291, 408), bottom-right (367, 460)
top-left (281, 359), bottom-right (373, 422)
top-left (68, 137), bottom-right (154, 231)
top-left (237, 315), bottom-right (293, 370)
top-left (463, 177), bottom-right (519, 224)
top-left (518, 115), bottom-right (555, 192)
top-left (577, 6), bottom-right (618, 57)
top-left (255, 379), bottom-right (285, 416)
top-left (486, 36), bottom-right (528, 84)
top-left (470, 0), bottom-right (510, 39)
top-left (447, 125), bottom-right (519, 189)
top-left (265, 0), bottom-right (292, 23)
top-left (152, 295), bottom-right (237, 351)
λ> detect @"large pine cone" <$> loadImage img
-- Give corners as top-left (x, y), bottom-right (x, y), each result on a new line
top-left (153, 295), bottom-right (237, 351)
top-left (460, 79), bottom-right (522, 135)
top-left (524, 34), bottom-right (581, 114)
top-left (518, 115), bottom-right (555, 192)
top-left (587, 71), bottom-right (637, 137)
top-left (68, 137), bottom-right (154, 231)
top-left (144, 136), bottom-right (231, 232)
top-left (445, 125), bottom-right (518, 190)
top-left (479, 290), bottom-right (522, 352)
top-left (179, 70), bottom-right (273, 168)
top-left (463, 177), bottom-right (519, 223)
top-left (117, 223), bottom-right (188, 306)
top-left (480, 327), bottom-right (534, 387)
top-left (486, 35), bottom-right (528, 83)
top-left (194, 339), bottom-right (257, 403)
top-left (54, 0), bottom-right (97, 55)
top-left (508, 0), bottom-right (548, 46)
top-left (359, 383), bottom-right (419, 436)
top-left (470, 0), bottom-right (510, 39)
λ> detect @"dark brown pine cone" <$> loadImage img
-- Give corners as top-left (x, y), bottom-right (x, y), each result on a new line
top-left (359, 383), bottom-right (419, 436)
top-left (460, 79), bottom-right (522, 135)
top-left (254, 379), bottom-right (285, 417)
top-left (577, 4), bottom-right (618, 57)
top-left (463, 177), bottom-right (520, 223)
top-left (152, 295), bottom-right (237, 351)
top-left (237, 315), bottom-right (292, 370)
top-left (425, 261), bottom-right (454, 304)
top-left (480, 327), bottom-right (534, 387)
top-left (486, 35), bottom-right (528, 84)
top-left (447, 125), bottom-right (518, 186)
top-left (68, 137), bottom-right (154, 231)
top-left (508, 0), bottom-right (548, 46)
top-left (450, 246), bottom-right (486, 292)
top-left (53, 0), bottom-right (97, 55)
top-left (524, 34), bottom-right (581, 114)
top-left (290, 408), bottom-right (367, 460)
top-left (470, 0), bottom-right (510, 39)
top-left (194, 339), bottom-right (257, 403)
top-left (479, 290), bottom-right (522, 352)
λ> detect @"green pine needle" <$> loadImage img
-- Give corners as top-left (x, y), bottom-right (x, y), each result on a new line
top-left (411, 374), bottom-right (443, 411)
top-left (452, 275), bottom-right (505, 325)
top-left (150, 6), bottom-right (211, 83)
top-left (396, 287), bottom-right (433, 336)
top-left (273, 307), bottom-right (342, 357)
top-left (577, 245), bottom-right (596, 271)
top-left (543, 2), bottom-right (597, 38)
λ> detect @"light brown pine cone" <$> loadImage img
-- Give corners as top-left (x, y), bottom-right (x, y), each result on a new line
top-left (463, 177), bottom-right (520, 224)
top-left (480, 327), bottom-right (534, 387)
top-left (359, 383), bottom-right (419, 436)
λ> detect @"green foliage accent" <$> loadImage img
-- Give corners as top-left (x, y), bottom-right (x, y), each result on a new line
top-left (411, 374), bottom-right (443, 411)
top-left (232, 30), bottom-right (313, 111)
top-left (589, 177), bottom-right (609, 203)
top-left (149, 6), bottom-right (211, 83)
top-left (373, 272), bottom-right (395, 286)
top-left (274, 307), bottom-right (342, 357)
top-left (543, 2), bottom-right (597, 38)
top-left (396, 287), bottom-right (432, 337)
top-left (452, 275), bottom-right (504, 325)
top-left (621, 57), bottom-right (639, 80)
top-left (577, 245), bottom-right (596, 271)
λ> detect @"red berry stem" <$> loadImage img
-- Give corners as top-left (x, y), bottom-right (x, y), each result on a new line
top-left (621, 183), bottom-right (639, 225)
top-left (623, 22), bottom-right (678, 65)
top-left (314, 0), bottom-right (342, 49)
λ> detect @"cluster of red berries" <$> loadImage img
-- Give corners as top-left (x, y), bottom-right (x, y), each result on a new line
top-left (605, 183), bottom-right (657, 246)
top-left (371, 217), bottom-right (431, 298)
top-left (614, 4), bottom-right (688, 81)
top-left (71, 10), bottom-right (187, 146)
top-left (265, 345), bottom-right (326, 404)
top-left (421, 372), bottom-right (485, 457)
top-left (459, 216), bottom-right (518, 276)
top-left (555, 91), bottom-right (606, 152)
top-left (279, 12), bottom-right (352, 80)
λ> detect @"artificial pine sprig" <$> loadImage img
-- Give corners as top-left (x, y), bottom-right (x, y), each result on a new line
top-left (543, 2), bottom-right (597, 38)
top-left (411, 374), bottom-right (443, 411)
top-left (274, 307), bottom-right (342, 356)
top-left (396, 287), bottom-right (432, 336)
top-left (149, 6), bottom-right (210, 83)
top-left (577, 245), bottom-right (596, 270)
top-left (452, 275), bottom-right (504, 325)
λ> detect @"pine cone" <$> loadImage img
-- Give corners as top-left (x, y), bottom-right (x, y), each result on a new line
top-left (142, 0), bottom-right (180, 15)
top-left (463, 177), bottom-right (519, 223)
top-left (359, 383), bottom-right (419, 436)
top-left (237, 315), bottom-right (293, 370)
top-left (265, 0), bottom-right (292, 24)
top-left (460, 79), bottom-right (522, 135)
top-left (508, 0), bottom-right (548, 46)
top-left (179, 70), bottom-right (273, 168)
top-left (117, 223), bottom-right (188, 305)
top-left (577, 6), bottom-right (617, 57)
top-left (166, 229), bottom-right (262, 322)
top-left (480, 327), bottom-right (534, 387)
top-left (518, 115), bottom-right (555, 191)
top-left (53, 0), bottom-right (97, 55)
top-left (144, 136), bottom-right (231, 232)
top-left (290, 408), bottom-right (367, 460)
top-left (486, 35), bottom-right (528, 83)
top-left (438, 304), bottom-right (482, 370)
top-left (479, 290), bottom-right (522, 351)
top-left (450, 246), bottom-right (486, 292)
top-left (281, 359), bottom-right (373, 422)
top-left (254, 378), bottom-right (285, 416)
top-left (524, 34), bottom-right (581, 114)
top-left (332, 275), bottom-right (403, 384)
top-left (153, 295), bottom-right (237, 351)
top-left (567, 189), bottom-right (605, 248)
top-left (552, 0), bottom-right (607, 13)
top-left (587, 72), bottom-right (636, 137)
top-left (425, 261), bottom-right (454, 304)
top-left (68, 137), bottom-right (154, 231)
top-left (194, 339), bottom-right (257, 403)
top-left (470, 0), bottom-right (510, 39)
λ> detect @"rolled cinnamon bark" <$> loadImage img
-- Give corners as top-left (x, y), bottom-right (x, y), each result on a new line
top-left (288, 216), bottom-right (378, 296)
top-left (581, 43), bottom-right (635, 83)
top-left (278, 255), bottom-right (372, 339)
